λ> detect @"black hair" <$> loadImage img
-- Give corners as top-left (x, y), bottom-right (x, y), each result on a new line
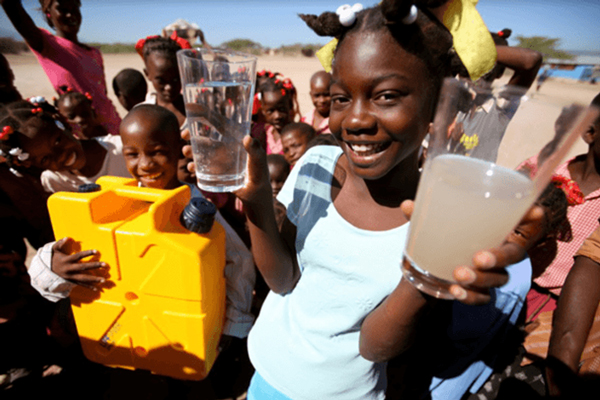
top-left (267, 154), bottom-right (290, 174)
top-left (299, 0), bottom-right (453, 95)
top-left (120, 104), bottom-right (180, 142)
top-left (538, 183), bottom-right (569, 241)
top-left (54, 85), bottom-right (93, 110)
top-left (280, 122), bottom-right (316, 141)
top-left (306, 133), bottom-right (340, 151)
top-left (142, 36), bottom-right (181, 62)
top-left (491, 28), bottom-right (511, 46)
top-left (112, 68), bottom-right (148, 98)
top-left (0, 99), bottom-right (65, 168)
top-left (592, 92), bottom-right (600, 109)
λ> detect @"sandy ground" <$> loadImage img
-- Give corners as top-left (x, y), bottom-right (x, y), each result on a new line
top-left (7, 51), bottom-right (599, 168)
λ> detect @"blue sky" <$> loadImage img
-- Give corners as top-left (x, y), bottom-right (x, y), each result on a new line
top-left (1, 0), bottom-right (598, 52)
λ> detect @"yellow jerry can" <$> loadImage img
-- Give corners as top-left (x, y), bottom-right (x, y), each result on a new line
top-left (47, 176), bottom-right (226, 380)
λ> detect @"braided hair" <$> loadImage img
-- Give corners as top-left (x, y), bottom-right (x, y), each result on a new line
top-left (142, 36), bottom-right (181, 62)
top-left (0, 99), bottom-right (65, 168)
top-left (300, 0), bottom-right (454, 94)
top-left (54, 85), bottom-right (93, 111)
top-left (259, 76), bottom-right (301, 122)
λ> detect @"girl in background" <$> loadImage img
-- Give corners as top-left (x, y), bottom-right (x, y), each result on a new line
top-left (137, 34), bottom-right (190, 128)
top-left (54, 86), bottom-right (109, 139)
top-left (1, 0), bottom-right (122, 134)
top-left (0, 99), bottom-right (127, 193)
top-left (259, 77), bottom-right (298, 155)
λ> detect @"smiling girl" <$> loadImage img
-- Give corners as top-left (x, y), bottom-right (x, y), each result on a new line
top-left (0, 99), bottom-right (127, 193)
top-left (215, 1), bottom-right (541, 399)
top-left (1, 0), bottom-right (122, 135)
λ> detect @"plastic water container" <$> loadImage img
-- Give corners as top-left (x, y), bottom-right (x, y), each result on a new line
top-left (47, 176), bottom-right (226, 380)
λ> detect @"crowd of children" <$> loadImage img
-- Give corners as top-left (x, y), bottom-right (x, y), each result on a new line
top-left (1, 0), bottom-right (600, 399)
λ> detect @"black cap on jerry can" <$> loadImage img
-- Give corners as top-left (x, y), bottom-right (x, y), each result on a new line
top-left (78, 183), bottom-right (101, 192)
top-left (181, 197), bottom-right (216, 234)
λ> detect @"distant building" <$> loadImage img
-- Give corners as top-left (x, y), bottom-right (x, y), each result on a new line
top-left (541, 52), bottom-right (600, 82)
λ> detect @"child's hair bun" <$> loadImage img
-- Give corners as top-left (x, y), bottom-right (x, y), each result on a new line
top-left (380, 0), bottom-right (415, 25)
top-left (498, 28), bottom-right (512, 39)
top-left (299, 12), bottom-right (345, 37)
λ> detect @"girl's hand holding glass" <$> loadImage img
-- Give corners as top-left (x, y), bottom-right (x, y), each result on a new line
top-left (401, 200), bottom-right (544, 305)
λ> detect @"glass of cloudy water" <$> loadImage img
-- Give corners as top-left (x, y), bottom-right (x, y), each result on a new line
top-left (177, 48), bottom-right (257, 192)
top-left (402, 77), bottom-right (589, 299)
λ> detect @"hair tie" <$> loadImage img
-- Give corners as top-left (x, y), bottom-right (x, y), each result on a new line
top-left (28, 96), bottom-right (47, 104)
top-left (0, 126), bottom-right (14, 141)
top-left (552, 175), bottom-right (584, 205)
top-left (281, 89), bottom-right (286, 96)
top-left (84, 92), bottom-right (93, 101)
top-left (169, 31), bottom-right (192, 50)
top-left (282, 78), bottom-right (294, 90)
top-left (9, 148), bottom-right (29, 161)
top-left (258, 69), bottom-right (266, 77)
top-left (497, 30), bottom-right (504, 37)
top-left (402, 5), bottom-right (418, 25)
top-left (0, 125), bottom-right (15, 140)
top-left (336, 3), bottom-right (364, 27)
top-left (135, 35), bottom-right (160, 58)
top-left (32, 107), bottom-right (43, 115)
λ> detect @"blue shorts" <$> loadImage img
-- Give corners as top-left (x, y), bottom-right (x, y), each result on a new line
top-left (247, 371), bottom-right (293, 400)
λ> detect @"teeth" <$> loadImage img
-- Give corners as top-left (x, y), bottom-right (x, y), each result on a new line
top-left (64, 152), bottom-right (77, 167)
top-left (144, 172), bottom-right (162, 180)
top-left (348, 143), bottom-right (387, 156)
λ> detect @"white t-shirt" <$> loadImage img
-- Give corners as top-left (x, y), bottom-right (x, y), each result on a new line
top-left (41, 135), bottom-right (129, 193)
top-left (248, 146), bottom-right (408, 400)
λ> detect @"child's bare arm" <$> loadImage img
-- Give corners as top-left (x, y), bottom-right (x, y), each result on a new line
top-left (546, 256), bottom-right (600, 396)
top-left (1, 0), bottom-right (44, 53)
top-left (235, 136), bottom-right (300, 294)
top-left (496, 45), bottom-right (543, 89)
top-left (51, 237), bottom-right (107, 289)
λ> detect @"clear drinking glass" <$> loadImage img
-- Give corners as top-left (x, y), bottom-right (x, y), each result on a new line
top-left (402, 77), bottom-right (592, 299)
top-left (177, 48), bottom-right (257, 192)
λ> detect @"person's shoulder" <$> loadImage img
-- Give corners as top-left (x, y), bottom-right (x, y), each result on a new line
top-left (303, 144), bottom-right (342, 161)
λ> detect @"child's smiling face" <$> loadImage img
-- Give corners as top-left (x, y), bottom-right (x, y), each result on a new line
top-left (144, 54), bottom-right (182, 104)
top-left (57, 95), bottom-right (97, 138)
top-left (48, 0), bottom-right (82, 37)
top-left (329, 31), bottom-right (435, 181)
top-left (20, 116), bottom-right (86, 171)
top-left (310, 74), bottom-right (332, 117)
top-left (120, 108), bottom-right (181, 190)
